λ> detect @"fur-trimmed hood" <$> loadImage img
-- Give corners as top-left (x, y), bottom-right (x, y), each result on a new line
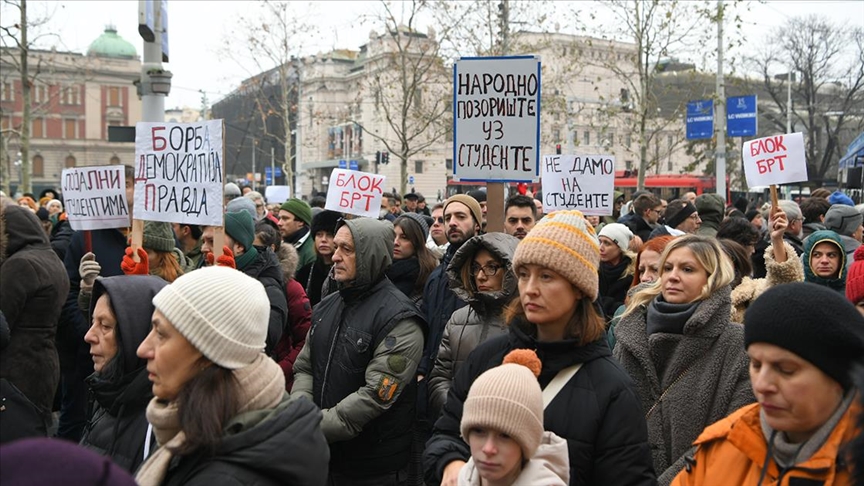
top-left (277, 241), bottom-right (300, 280)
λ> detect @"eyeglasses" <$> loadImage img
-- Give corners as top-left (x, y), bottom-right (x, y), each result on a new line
top-left (434, 217), bottom-right (445, 224)
top-left (471, 263), bottom-right (502, 276)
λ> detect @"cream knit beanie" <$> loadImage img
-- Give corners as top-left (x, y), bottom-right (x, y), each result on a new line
top-left (512, 210), bottom-right (600, 301)
top-left (152, 266), bottom-right (269, 369)
top-left (599, 223), bottom-right (634, 255)
top-left (461, 350), bottom-right (544, 459)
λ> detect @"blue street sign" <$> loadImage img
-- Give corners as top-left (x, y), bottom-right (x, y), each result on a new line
top-left (409, 175), bottom-right (415, 185)
top-left (264, 167), bottom-right (284, 185)
top-left (338, 160), bottom-right (347, 169)
top-left (349, 160), bottom-right (359, 170)
top-left (726, 95), bottom-right (758, 137)
top-left (686, 100), bottom-right (714, 140)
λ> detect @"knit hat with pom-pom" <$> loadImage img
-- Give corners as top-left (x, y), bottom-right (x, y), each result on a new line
top-left (846, 245), bottom-right (864, 305)
top-left (461, 349), bottom-right (544, 459)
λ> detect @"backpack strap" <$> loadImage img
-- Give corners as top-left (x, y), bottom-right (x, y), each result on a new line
top-left (542, 363), bottom-right (583, 409)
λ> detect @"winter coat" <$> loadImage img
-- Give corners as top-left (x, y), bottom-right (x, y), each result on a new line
top-left (288, 227), bottom-right (316, 269)
top-left (292, 217), bottom-right (426, 478)
top-left (295, 258), bottom-right (333, 308)
top-left (240, 247), bottom-right (288, 355)
top-left (49, 216), bottom-right (74, 263)
top-left (424, 320), bottom-right (656, 486)
top-left (428, 233), bottom-right (518, 419)
top-left (458, 432), bottom-right (570, 486)
top-left (273, 242), bottom-right (311, 392)
top-left (420, 244), bottom-right (468, 377)
top-left (620, 212), bottom-right (655, 242)
top-left (387, 257), bottom-right (422, 301)
top-left (598, 256), bottom-right (634, 319)
top-left (613, 286), bottom-right (755, 485)
top-left (79, 276), bottom-right (167, 473)
top-left (0, 205), bottom-right (70, 420)
top-left (160, 395), bottom-right (330, 486)
top-left (730, 241), bottom-right (804, 323)
top-left (671, 401), bottom-right (861, 486)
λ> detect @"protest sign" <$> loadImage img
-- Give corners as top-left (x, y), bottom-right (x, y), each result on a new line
top-left (324, 168), bottom-right (385, 218)
top-left (453, 56), bottom-right (541, 182)
top-left (265, 185), bottom-right (291, 204)
top-left (742, 132), bottom-right (807, 187)
top-left (541, 154), bottom-right (616, 216)
top-left (61, 165), bottom-right (130, 231)
top-left (134, 120), bottom-right (224, 226)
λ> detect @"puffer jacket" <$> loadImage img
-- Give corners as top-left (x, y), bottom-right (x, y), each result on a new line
top-left (241, 247), bottom-right (288, 355)
top-left (730, 241), bottom-right (804, 322)
top-left (0, 205), bottom-right (70, 422)
top-left (80, 276), bottom-right (167, 473)
top-left (428, 233), bottom-right (518, 419)
top-left (671, 400), bottom-right (861, 486)
top-left (459, 431), bottom-right (569, 486)
top-left (424, 320), bottom-right (656, 486)
top-left (273, 242), bottom-right (311, 392)
top-left (613, 286), bottom-right (755, 485)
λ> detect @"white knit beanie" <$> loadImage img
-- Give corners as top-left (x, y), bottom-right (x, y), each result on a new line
top-left (598, 223), bottom-right (634, 255)
top-left (152, 266), bottom-right (270, 369)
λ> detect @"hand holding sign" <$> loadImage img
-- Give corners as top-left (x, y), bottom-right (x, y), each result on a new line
top-left (743, 132), bottom-right (808, 187)
top-left (325, 168), bottom-right (386, 218)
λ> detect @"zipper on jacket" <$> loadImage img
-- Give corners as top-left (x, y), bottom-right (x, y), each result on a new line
top-left (319, 317), bottom-right (342, 404)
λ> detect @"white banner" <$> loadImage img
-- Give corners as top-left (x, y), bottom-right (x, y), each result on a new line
top-left (742, 132), bottom-right (808, 187)
top-left (325, 168), bottom-right (385, 218)
top-left (134, 120), bottom-right (224, 226)
top-left (453, 56), bottom-right (541, 182)
top-left (541, 154), bottom-right (616, 216)
top-left (265, 185), bottom-right (291, 204)
top-left (61, 165), bottom-right (131, 231)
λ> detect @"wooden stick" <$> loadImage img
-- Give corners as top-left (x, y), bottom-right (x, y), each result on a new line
top-left (486, 182), bottom-right (505, 233)
top-left (214, 226), bottom-right (224, 258)
top-left (131, 219), bottom-right (144, 262)
top-left (770, 185), bottom-right (779, 216)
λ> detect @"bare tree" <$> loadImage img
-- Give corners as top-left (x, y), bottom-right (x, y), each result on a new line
top-left (751, 16), bottom-right (864, 183)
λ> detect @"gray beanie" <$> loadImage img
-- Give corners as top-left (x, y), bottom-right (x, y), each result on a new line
top-left (152, 266), bottom-right (269, 369)
top-left (824, 204), bottom-right (863, 237)
top-left (227, 196), bottom-right (258, 221)
top-left (396, 212), bottom-right (429, 239)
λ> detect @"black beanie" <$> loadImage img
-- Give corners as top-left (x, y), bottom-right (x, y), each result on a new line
top-left (665, 201), bottom-right (698, 230)
top-left (311, 210), bottom-right (342, 236)
top-left (744, 282), bottom-right (864, 390)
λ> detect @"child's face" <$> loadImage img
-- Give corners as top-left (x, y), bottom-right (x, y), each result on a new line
top-left (468, 427), bottom-right (523, 483)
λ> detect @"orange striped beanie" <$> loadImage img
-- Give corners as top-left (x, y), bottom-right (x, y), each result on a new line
top-left (512, 210), bottom-right (600, 301)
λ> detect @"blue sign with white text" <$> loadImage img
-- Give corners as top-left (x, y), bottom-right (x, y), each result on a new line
top-left (338, 160), bottom-right (347, 169)
top-left (264, 166), bottom-right (283, 185)
top-left (349, 160), bottom-right (359, 170)
top-left (726, 95), bottom-right (758, 137)
top-left (686, 100), bottom-right (714, 140)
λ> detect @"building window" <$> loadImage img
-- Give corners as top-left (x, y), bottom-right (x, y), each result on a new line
top-left (108, 87), bottom-right (120, 107)
top-left (668, 158), bottom-right (673, 172)
top-left (667, 135), bottom-right (673, 149)
top-left (552, 128), bottom-right (560, 143)
top-left (415, 160), bottom-right (424, 174)
top-left (32, 155), bottom-right (44, 177)
top-left (110, 155), bottom-right (120, 164)
top-left (61, 86), bottom-right (80, 105)
top-left (625, 133), bottom-right (632, 148)
top-left (65, 155), bottom-right (76, 168)
top-left (1, 82), bottom-right (13, 101)
top-left (64, 119), bottom-right (78, 139)
top-left (33, 85), bottom-right (46, 104)
top-left (31, 118), bottom-right (44, 138)
top-left (445, 158), bottom-right (453, 171)
top-left (625, 160), bottom-right (632, 170)
top-left (583, 130), bottom-right (590, 146)
top-left (608, 132), bottom-right (615, 147)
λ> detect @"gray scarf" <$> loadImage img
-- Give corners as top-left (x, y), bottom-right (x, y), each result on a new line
top-left (646, 296), bottom-right (699, 335)
top-left (759, 388), bottom-right (856, 468)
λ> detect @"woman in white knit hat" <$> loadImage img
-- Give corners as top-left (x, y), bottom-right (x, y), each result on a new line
top-left (134, 266), bottom-right (328, 486)
top-left (597, 222), bottom-right (637, 319)
top-left (425, 210), bottom-right (655, 486)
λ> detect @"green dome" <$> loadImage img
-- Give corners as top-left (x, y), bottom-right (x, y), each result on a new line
top-left (87, 26), bottom-right (137, 59)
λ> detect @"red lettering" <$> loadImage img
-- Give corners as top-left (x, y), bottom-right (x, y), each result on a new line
top-left (369, 176), bottom-right (383, 194)
top-left (356, 176), bottom-right (371, 191)
top-left (773, 135), bottom-right (787, 152)
top-left (339, 192), bottom-right (351, 207)
top-left (152, 126), bottom-right (167, 151)
top-left (335, 172), bottom-right (348, 187)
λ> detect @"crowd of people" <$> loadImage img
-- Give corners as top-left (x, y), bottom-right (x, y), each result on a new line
top-left (1, 181), bottom-right (864, 486)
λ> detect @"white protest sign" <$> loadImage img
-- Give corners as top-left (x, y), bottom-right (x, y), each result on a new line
top-left (134, 120), bottom-right (224, 226)
top-left (265, 185), bottom-right (291, 204)
top-left (541, 154), bottom-right (616, 216)
top-left (453, 56), bottom-right (541, 182)
top-left (742, 132), bottom-right (808, 187)
top-left (324, 168), bottom-right (385, 218)
top-left (61, 165), bottom-right (131, 231)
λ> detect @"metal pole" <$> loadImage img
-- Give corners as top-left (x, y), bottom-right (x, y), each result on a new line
top-left (271, 146), bottom-right (275, 187)
top-left (252, 140), bottom-right (256, 191)
top-left (787, 71), bottom-right (792, 134)
top-left (715, 0), bottom-right (726, 203)
top-left (141, 3), bottom-right (166, 123)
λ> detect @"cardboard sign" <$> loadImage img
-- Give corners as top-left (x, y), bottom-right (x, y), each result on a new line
top-left (61, 165), bottom-right (131, 231)
top-left (742, 132), bottom-right (808, 187)
top-left (324, 168), bottom-right (385, 218)
top-left (541, 154), bottom-right (616, 216)
top-left (134, 120), bottom-right (224, 226)
top-left (265, 185), bottom-right (291, 204)
top-left (453, 56), bottom-right (541, 182)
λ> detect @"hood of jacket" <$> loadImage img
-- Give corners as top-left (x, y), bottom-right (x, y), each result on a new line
top-left (447, 233), bottom-right (519, 312)
top-left (90, 275), bottom-right (168, 375)
top-left (337, 217), bottom-right (394, 289)
top-left (0, 204), bottom-right (49, 266)
top-left (695, 193), bottom-right (725, 227)
top-left (803, 230), bottom-right (847, 290)
top-left (276, 241), bottom-right (300, 280)
top-left (244, 246), bottom-right (285, 284)
top-left (213, 395), bottom-right (329, 484)
top-left (460, 431), bottom-right (570, 486)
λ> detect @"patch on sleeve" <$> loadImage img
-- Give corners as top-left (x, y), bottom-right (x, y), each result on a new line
top-left (387, 354), bottom-right (408, 374)
top-left (384, 335), bottom-right (396, 349)
top-left (376, 375), bottom-right (400, 403)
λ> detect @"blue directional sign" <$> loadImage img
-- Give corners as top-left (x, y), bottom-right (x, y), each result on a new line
top-left (409, 175), bottom-right (415, 185)
top-left (686, 100), bottom-right (714, 140)
top-left (349, 160), bottom-right (359, 170)
top-left (726, 95), bottom-right (757, 137)
top-left (338, 160), bottom-right (347, 169)
top-left (264, 166), bottom-right (283, 185)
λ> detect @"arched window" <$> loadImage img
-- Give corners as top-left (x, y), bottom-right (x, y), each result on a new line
top-left (110, 155), bottom-right (120, 165)
top-left (65, 155), bottom-right (76, 168)
top-left (32, 154), bottom-right (44, 177)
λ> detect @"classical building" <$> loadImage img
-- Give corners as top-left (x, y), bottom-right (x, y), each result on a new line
top-left (1, 26), bottom-right (141, 195)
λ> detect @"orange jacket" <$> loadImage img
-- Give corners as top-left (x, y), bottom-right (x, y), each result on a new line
top-left (671, 401), bottom-right (860, 486)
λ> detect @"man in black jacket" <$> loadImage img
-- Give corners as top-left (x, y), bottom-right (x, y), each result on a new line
top-left (619, 193), bottom-right (662, 242)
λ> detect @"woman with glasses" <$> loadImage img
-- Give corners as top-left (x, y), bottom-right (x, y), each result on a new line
top-left (388, 213), bottom-right (439, 305)
top-left (613, 235), bottom-right (755, 484)
top-left (427, 233), bottom-right (519, 421)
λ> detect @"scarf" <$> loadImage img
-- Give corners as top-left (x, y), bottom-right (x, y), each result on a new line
top-left (234, 245), bottom-right (259, 271)
top-left (286, 226), bottom-right (310, 246)
top-left (135, 354), bottom-right (285, 486)
top-left (646, 295), bottom-right (699, 335)
top-left (760, 388), bottom-right (855, 469)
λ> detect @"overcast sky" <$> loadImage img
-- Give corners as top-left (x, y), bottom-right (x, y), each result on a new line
top-left (5, 0), bottom-right (863, 110)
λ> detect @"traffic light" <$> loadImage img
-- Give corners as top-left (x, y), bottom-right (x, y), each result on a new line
top-left (556, 144), bottom-right (561, 155)
top-left (375, 151), bottom-right (382, 164)
top-left (382, 152), bottom-right (389, 165)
